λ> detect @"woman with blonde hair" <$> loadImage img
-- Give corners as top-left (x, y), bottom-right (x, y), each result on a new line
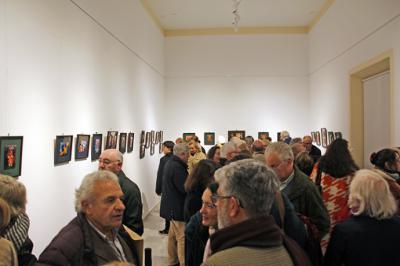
top-left (0, 197), bottom-right (18, 266)
top-left (0, 175), bottom-right (36, 265)
top-left (324, 169), bottom-right (400, 266)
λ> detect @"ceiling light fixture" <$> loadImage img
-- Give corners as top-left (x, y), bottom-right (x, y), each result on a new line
top-left (232, 0), bottom-right (241, 32)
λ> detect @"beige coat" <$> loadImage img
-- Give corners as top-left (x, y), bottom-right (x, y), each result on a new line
top-left (0, 238), bottom-right (18, 266)
top-left (188, 152), bottom-right (206, 174)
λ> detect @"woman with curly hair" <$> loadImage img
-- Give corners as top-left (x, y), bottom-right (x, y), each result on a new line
top-left (310, 138), bottom-right (359, 250)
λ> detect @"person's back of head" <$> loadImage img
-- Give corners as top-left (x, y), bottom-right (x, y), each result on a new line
top-left (370, 148), bottom-right (399, 173)
top-left (214, 159), bottom-right (279, 219)
top-left (184, 159), bottom-right (219, 192)
top-left (0, 174), bottom-right (27, 218)
top-left (295, 152), bottom-right (314, 176)
top-left (350, 169), bottom-right (397, 219)
top-left (220, 141), bottom-right (237, 159)
top-left (0, 197), bottom-right (11, 233)
top-left (163, 141), bottom-right (175, 153)
top-left (289, 137), bottom-right (302, 145)
top-left (252, 140), bottom-right (265, 154)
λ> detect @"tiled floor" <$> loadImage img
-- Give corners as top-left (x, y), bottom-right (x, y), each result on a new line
top-left (142, 203), bottom-right (168, 265)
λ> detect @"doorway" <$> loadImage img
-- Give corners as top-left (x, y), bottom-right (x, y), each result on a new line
top-left (349, 50), bottom-right (393, 168)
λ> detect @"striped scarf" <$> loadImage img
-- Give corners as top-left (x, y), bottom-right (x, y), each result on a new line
top-left (3, 212), bottom-right (30, 251)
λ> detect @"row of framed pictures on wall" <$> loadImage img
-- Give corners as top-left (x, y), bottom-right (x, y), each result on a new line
top-left (54, 130), bottom-right (164, 165)
top-left (183, 131), bottom-right (272, 146)
top-left (311, 128), bottom-right (342, 148)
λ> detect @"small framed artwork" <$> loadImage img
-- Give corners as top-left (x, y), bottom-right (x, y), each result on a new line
top-left (140, 130), bottom-right (145, 146)
top-left (75, 134), bottom-right (90, 160)
top-left (311, 132), bottom-right (316, 143)
top-left (328, 131), bottom-right (335, 145)
top-left (258, 132), bottom-right (269, 141)
top-left (127, 133), bottom-right (134, 153)
top-left (316, 131), bottom-right (321, 146)
top-left (277, 132), bottom-right (281, 142)
top-left (0, 136), bottom-right (23, 177)
top-left (54, 135), bottom-right (73, 165)
top-left (145, 132), bottom-right (151, 148)
top-left (335, 132), bottom-right (343, 139)
top-left (150, 142), bottom-right (155, 156)
top-left (105, 131), bottom-right (118, 149)
top-left (159, 142), bottom-right (163, 154)
top-left (119, 133), bottom-right (127, 153)
top-left (139, 144), bottom-right (145, 159)
top-left (91, 133), bottom-right (102, 161)
top-left (151, 130), bottom-right (155, 144)
top-left (321, 128), bottom-right (328, 147)
top-left (204, 132), bottom-right (215, 146)
top-left (159, 131), bottom-right (163, 143)
top-left (228, 130), bottom-right (245, 141)
top-left (183, 133), bottom-right (196, 142)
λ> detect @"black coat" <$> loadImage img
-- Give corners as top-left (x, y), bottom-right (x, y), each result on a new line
top-left (160, 155), bottom-right (188, 221)
top-left (118, 170), bottom-right (144, 235)
top-left (324, 215), bottom-right (400, 266)
top-left (310, 144), bottom-right (322, 163)
top-left (185, 211), bottom-right (209, 266)
top-left (37, 213), bottom-right (139, 266)
top-left (184, 185), bottom-right (206, 222)
top-left (155, 153), bottom-right (173, 195)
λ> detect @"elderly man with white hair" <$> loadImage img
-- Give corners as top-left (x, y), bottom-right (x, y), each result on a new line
top-left (37, 171), bottom-right (139, 265)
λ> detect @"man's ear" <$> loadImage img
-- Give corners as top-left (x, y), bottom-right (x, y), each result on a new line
top-left (229, 197), bottom-right (241, 217)
top-left (81, 200), bottom-right (91, 214)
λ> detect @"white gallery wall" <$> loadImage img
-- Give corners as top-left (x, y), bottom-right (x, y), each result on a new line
top-left (308, 0), bottom-right (400, 143)
top-left (165, 34), bottom-right (310, 147)
top-left (0, 0), bottom-right (164, 255)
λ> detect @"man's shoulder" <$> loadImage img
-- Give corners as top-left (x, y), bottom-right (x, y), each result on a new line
top-left (118, 171), bottom-right (140, 193)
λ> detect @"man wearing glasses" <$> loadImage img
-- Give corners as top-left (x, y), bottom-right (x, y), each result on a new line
top-left (203, 159), bottom-right (307, 266)
top-left (99, 149), bottom-right (143, 236)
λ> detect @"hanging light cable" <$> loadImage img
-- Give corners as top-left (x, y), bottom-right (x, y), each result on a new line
top-left (232, 0), bottom-right (241, 32)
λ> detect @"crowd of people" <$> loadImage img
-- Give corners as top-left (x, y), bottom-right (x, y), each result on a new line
top-left (1, 131), bottom-right (400, 265)
top-left (156, 132), bottom-right (400, 266)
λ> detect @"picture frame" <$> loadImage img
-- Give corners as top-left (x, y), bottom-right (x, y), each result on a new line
top-left (151, 130), bottom-right (155, 144)
top-left (321, 128), bottom-right (328, 147)
top-left (183, 132), bottom-right (196, 143)
top-left (91, 133), bottom-right (102, 161)
top-left (105, 131), bottom-right (118, 149)
top-left (75, 134), bottom-right (90, 160)
top-left (119, 133), bottom-right (127, 153)
top-left (159, 131), bottom-right (163, 143)
top-left (0, 136), bottom-right (23, 177)
top-left (139, 144), bottom-right (145, 159)
top-left (258, 132), bottom-right (270, 141)
top-left (127, 132), bottom-right (134, 153)
top-left (150, 142), bottom-right (155, 156)
top-left (277, 132), bottom-right (281, 142)
top-left (140, 130), bottom-right (145, 146)
top-left (328, 131), bottom-right (335, 145)
top-left (159, 142), bottom-right (163, 154)
top-left (54, 135), bottom-right (73, 165)
top-left (228, 130), bottom-right (245, 141)
top-left (204, 132), bottom-right (215, 146)
top-left (335, 132), bottom-right (343, 139)
top-left (311, 132), bottom-right (316, 143)
top-left (316, 131), bottom-right (321, 146)
top-left (145, 132), bottom-right (151, 148)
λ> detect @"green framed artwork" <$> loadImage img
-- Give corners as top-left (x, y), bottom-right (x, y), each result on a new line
top-left (0, 136), bottom-right (23, 177)
top-left (258, 132), bottom-right (269, 141)
top-left (183, 133), bottom-right (196, 142)
top-left (204, 132), bottom-right (215, 145)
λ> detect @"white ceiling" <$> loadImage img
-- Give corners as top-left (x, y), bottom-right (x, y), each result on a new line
top-left (144, 0), bottom-right (329, 30)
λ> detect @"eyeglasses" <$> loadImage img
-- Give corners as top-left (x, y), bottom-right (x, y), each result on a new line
top-left (211, 194), bottom-right (244, 208)
top-left (201, 201), bottom-right (216, 209)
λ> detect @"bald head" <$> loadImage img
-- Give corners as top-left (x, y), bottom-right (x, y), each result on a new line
top-left (98, 149), bottom-right (123, 174)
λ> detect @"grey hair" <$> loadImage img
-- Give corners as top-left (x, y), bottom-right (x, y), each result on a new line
top-left (265, 142), bottom-right (294, 161)
top-left (105, 149), bottom-right (123, 164)
top-left (281, 131), bottom-right (290, 139)
top-left (221, 141), bottom-right (237, 158)
top-left (75, 170), bottom-right (119, 212)
top-left (173, 143), bottom-right (189, 156)
top-left (214, 159), bottom-right (279, 217)
top-left (0, 175), bottom-right (27, 217)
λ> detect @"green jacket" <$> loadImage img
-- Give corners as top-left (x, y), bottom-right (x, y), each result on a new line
top-left (285, 167), bottom-right (330, 236)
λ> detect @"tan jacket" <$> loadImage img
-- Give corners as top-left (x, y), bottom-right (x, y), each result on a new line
top-left (188, 152), bottom-right (206, 174)
top-left (0, 238), bottom-right (18, 266)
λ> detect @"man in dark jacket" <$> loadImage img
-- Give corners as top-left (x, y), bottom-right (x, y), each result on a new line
top-left (37, 171), bottom-right (139, 265)
top-left (155, 140), bottom-right (175, 234)
top-left (99, 149), bottom-right (143, 235)
top-left (160, 143), bottom-right (189, 266)
top-left (303, 135), bottom-right (322, 163)
top-left (265, 142), bottom-right (330, 237)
